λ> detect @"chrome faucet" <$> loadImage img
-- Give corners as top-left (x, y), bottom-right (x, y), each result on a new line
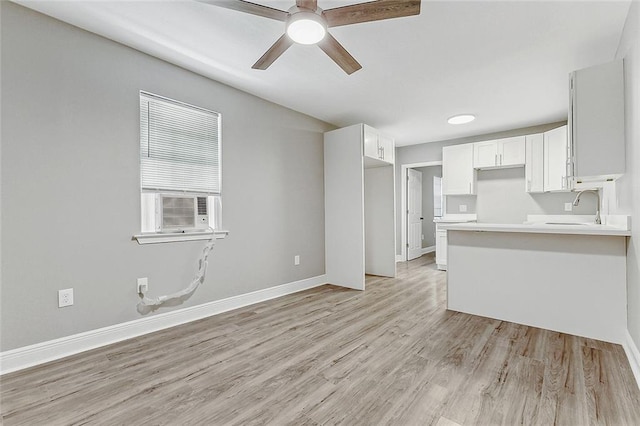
top-left (572, 189), bottom-right (601, 224)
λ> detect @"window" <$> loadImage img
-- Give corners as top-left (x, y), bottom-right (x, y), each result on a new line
top-left (139, 91), bottom-right (222, 234)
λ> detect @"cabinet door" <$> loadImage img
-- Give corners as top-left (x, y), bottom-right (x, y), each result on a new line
top-left (363, 125), bottom-right (379, 160)
top-left (570, 60), bottom-right (624, 179)
top-left (544, 126), bottom-right (569, 191)
top-left (443, 144), bottom-right (475, 195)
top-left (379, 134), bottom-right (394, 164)
top-left (498, 136), bottom-right (526, 166)
top-left (473, 141), bottom-right (498, 168)
top-left (435, 230), bottom-right (447, 268)
top-left (525, 133), bottom-right (544, 193)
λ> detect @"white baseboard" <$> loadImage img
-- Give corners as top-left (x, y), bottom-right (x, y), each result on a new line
top-left (623, 330), bottom-right (640, 390)
top-left (421, 245), bottom-right (436, 255)
top-left (397, 248), bottom-right (435, 262)
top-left (0, 275), bottom-right (327, 375)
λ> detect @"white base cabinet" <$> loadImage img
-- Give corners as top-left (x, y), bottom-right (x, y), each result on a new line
top-left (325, 124), bottom-right (396, 290)
top-left (435, 227), bottom-right (447, 270)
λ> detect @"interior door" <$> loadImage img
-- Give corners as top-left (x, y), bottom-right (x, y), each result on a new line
top-left (407, 168), bottom-right (423, 260)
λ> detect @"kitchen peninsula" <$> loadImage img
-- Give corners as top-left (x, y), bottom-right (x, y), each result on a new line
top-left (441, 217), bottom-right (630, 344)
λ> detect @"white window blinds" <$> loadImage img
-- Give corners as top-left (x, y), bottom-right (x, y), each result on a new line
top-left (140, 92), bottom-right (221, 195)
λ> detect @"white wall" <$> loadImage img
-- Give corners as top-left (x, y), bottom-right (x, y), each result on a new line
top-left (0, 3), bottom-right (333, 351)
top-left (616, 1), bottom-right (640, 357)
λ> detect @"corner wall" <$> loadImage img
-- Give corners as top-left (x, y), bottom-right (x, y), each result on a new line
top-left (0, 2), bottom-right (332, 351)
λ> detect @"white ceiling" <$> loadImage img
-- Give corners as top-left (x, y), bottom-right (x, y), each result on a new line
top-left (14, 0), bottom-right (631, 146)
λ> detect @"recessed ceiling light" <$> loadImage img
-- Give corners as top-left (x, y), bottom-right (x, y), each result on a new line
top-left (447, 114), bottom-right (476, 125)
top-left (286, 12), bottom-right (327, 45)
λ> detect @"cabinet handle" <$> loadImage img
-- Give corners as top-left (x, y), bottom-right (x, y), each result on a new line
top-left (469, 182), bottom-right (472, 193)
top-left (495, 154), bottom-right (498, 166)
top-left (499, 154), bottom-right (502, 165)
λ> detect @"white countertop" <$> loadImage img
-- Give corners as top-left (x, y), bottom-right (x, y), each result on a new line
top-left (433, 214), bottom-right (477, 223)
top-left (439, 221), bottom-right (630, 236)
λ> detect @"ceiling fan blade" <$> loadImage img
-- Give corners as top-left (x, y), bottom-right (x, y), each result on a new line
top-left (296, 0), bottom-right (317, 11)
top-left (252, 34), bottom-right (295, 70)
top-left (317, 33), bottom-right (362, 75)
top-left (323, 0), bottom-right (420, 28)
top-left (197, 0), bottom-right (288, 21)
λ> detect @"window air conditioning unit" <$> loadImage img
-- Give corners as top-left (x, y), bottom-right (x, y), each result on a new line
top-left (156, 194), bottom-right (209, 232)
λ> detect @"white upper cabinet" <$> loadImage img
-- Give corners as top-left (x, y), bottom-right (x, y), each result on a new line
top-left (500, 137), bottom-right (526, 166)
top-left (378, 134), bottom-right (395, 164)
top-left (363, 124), bottom-right (394, 166)
top-left (443, 144), bottom-right (476, 195)
top-left (569, 59), bottom-right (625, 182)
top-left (473, 141), bottom-right (498, 168)
top-left (525, 126), bottom-right (569, 193)
top-left (473, 136), bottom-right (525, 169)
top-left (363, 125), bottom-right (379, 159)
top-left (525, 133), bottom-right (544, 193)
top-left (544, 125), bottom-right (569, 192)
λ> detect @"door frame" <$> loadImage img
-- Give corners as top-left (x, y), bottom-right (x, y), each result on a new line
top-left (400, 161), bottom-right (443, 262)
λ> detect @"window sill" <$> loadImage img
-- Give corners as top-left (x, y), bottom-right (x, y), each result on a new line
top-left (133, 230), bottom-right (229, 245)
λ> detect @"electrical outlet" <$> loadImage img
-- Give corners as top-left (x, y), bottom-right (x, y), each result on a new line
top-left (58, 288), bottom-right (74, 308)
top-left (459, 204), bottom-right (467, 212)
top-left (294, 255), bottom-right (300, 266)
top-left (564, 202), bottom-right (573, 212)
top-left (421, 234), bottom-right (425, 240)
top-left (137, 277), bottom-right (149, 294)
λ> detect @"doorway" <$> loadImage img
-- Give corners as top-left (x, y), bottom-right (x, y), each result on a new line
top-left (400, 162), bottom-right (443, 261)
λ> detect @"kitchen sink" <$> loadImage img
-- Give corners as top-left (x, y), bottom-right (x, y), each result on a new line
top-left (544, 222), bottom-right (590, 226)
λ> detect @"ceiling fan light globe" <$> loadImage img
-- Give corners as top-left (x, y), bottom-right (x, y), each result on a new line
top-left (286, 13), bottom-right (326, 45)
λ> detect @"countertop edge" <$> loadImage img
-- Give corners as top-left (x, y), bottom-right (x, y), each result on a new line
top-left (439, 223), bottom-right (631, 237)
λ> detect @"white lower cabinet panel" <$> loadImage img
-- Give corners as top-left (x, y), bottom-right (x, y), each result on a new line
top-left (446, 230), bottom-right (626, 344)
top-left (435, 229), bottom-right (447, 270)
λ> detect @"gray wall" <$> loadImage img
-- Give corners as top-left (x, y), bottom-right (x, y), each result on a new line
top-left (475, 168), bottom-right (596, 223)
top-left (442, 169), bottom-right (596, 222)
top-left (446, 196), bottom-right (477, 215)
top-left (616, 2), bottom-right (640, 363)
top-left (414, 166), bottom-right (442, 248)
top-left (395, 121), bottom-right (567, 254)
top-left (0, 3), bottom-right (333, 351)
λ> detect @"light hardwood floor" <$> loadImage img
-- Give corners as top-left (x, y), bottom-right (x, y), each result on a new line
top-left (2, 254), bottom-right (640, 425)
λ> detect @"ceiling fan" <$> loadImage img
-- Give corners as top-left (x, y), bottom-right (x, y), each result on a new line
top-left (199, 0), bottom-right (421, 74)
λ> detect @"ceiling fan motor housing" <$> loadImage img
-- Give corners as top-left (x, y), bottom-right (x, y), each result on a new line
top-left (286, 7), bottom-right (327, 44)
